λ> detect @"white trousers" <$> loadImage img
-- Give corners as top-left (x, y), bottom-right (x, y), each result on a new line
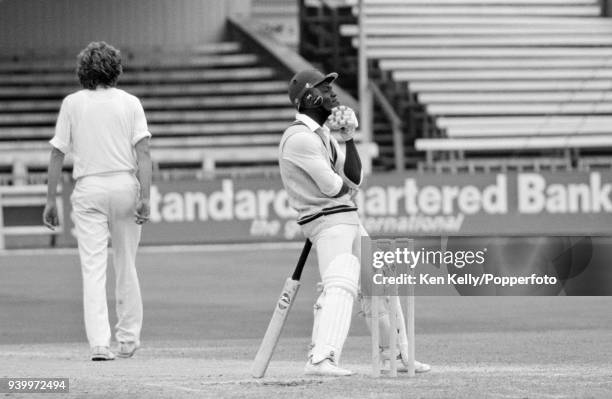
top-left (71, 173), bottom-right (143, 348)
top-left (311, 223), bottom-right (365, 277)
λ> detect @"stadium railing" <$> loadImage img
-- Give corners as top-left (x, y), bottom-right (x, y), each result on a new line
top-left (369, 81), bottom-right (403, 170)
top-left (0, 184), bottom-right (63, 250)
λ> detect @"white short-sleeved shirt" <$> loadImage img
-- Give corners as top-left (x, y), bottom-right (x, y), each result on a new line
top-left (50, 87), bottom-right (151, 179)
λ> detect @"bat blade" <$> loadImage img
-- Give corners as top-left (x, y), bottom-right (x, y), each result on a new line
top-left (251, 277), bottom-right (301, 378)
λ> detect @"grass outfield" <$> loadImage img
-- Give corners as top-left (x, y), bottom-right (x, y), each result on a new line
top-left (1, 246), bottom-right (611, 398)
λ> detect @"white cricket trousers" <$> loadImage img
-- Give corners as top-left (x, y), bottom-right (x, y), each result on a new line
top-left (71, 172), bottom-right (143, 348)
top-left (311, 223), bottom-right (365, 276)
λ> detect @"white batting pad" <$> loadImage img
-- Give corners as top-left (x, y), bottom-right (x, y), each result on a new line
top-left (359, 295), bottom-right (399, 349)
top-left (310, 254), bottom-right (359, 364)
top-left (309, 291), bottom-right (325, 356)
top-left (394, 296), bottom-right (410, 357)
top-left (322, 254), bottom-right (359, 297)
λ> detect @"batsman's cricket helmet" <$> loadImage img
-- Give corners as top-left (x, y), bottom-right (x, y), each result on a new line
top-left (288, 69), bottom-right (338, 110)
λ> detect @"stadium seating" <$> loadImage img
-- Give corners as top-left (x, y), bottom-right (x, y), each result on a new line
top-left (0, 42), bottom-right (297, 183)
top-left (340, 0), bottom-right (612, 168)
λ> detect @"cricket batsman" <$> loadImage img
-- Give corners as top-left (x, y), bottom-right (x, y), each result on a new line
top-left (279, 69), bottom-right (430, 376)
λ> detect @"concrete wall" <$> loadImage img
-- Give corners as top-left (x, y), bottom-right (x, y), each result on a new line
top-left (0, 0), bottom-right (252, 55)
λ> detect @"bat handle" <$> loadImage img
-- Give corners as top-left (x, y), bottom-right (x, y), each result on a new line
top-left (291, 239), bottom-right (312, 281)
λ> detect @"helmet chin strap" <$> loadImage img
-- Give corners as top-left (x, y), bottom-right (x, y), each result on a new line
top-left (302, 88), bottom-right (324, 109)
top-left (302, 88), bottom-right (336, 111)
top-left (300, 88), bottom-right (334, 125)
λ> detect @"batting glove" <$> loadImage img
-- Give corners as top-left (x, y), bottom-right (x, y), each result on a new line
top-left (326, 105), bottom-right (359, 142)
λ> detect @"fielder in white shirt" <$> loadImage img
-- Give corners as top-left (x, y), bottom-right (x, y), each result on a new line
top-left (280, 69), bottom-right (430, 376)
top-left (43, 42), bottom-right (152, 361)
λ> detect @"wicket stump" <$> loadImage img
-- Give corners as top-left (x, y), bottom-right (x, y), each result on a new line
top-left (369, 238), bottom-right (416, 378)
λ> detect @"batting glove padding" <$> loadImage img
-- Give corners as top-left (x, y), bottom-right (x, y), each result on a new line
top-left (326, 106), bottom-right (359, 142)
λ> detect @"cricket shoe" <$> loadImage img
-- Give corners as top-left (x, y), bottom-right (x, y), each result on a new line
top-left (397, 359), bottom-right (431, 373)
top-left (91, 346), bottom-right (116, 361)
top-left (117, 342), bottom-right (139, 358)
top-left (304, 359), bottom-right (354, 377)
top-left (381, 349), bottom-right (431, 373)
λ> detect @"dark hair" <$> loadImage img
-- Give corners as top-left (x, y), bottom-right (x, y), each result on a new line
top-left (76, 41), bottom-right (122, 89)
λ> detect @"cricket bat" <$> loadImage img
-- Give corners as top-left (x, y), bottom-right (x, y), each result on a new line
top-left (251, 239), bottom-right (312, 378)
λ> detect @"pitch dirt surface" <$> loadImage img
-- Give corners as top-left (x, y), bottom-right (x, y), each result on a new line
top-left (1, 245), bottom-right (612, 398)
